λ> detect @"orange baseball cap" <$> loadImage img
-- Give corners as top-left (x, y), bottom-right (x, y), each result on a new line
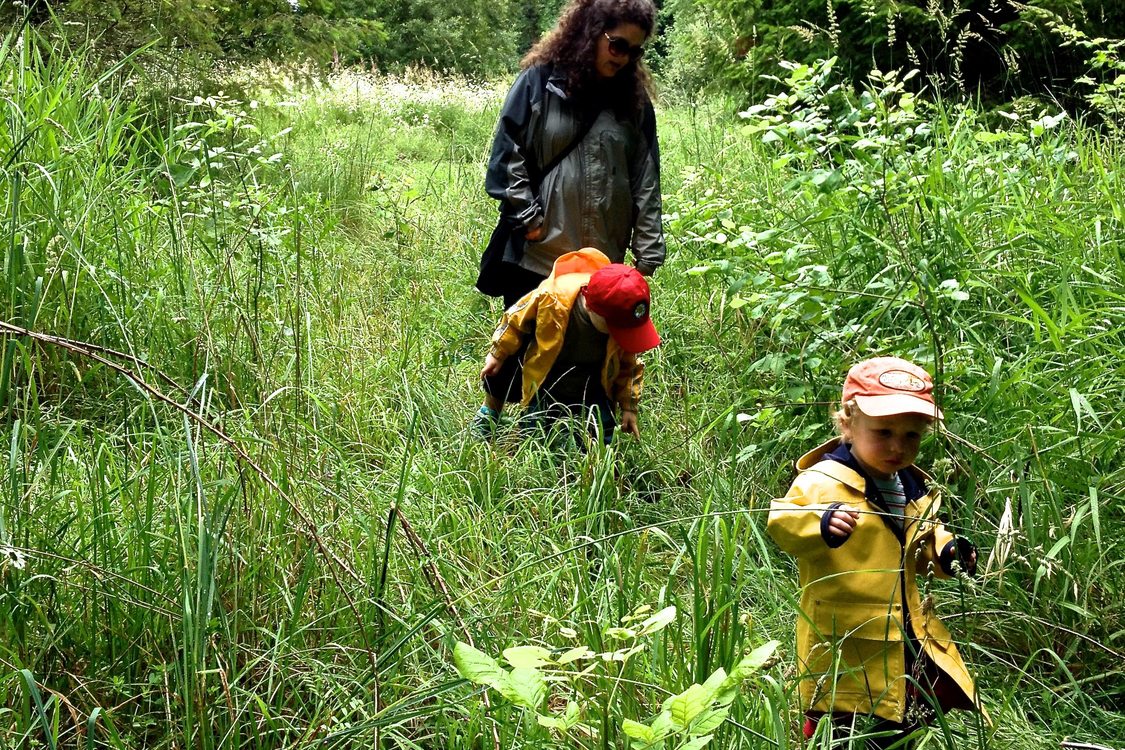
top-left (842, 357), bottom-right (943, 420)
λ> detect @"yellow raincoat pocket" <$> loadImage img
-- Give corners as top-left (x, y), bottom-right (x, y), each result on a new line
top-left (812, 600), bottom-right (905, 642)
top-left (800, 600), bottom-right (909, 716)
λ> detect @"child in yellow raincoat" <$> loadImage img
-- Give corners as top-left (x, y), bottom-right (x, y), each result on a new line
top-left (768, 357), bottom-right (986, 748)
top-left (473, 247), bottom-right (660, 444)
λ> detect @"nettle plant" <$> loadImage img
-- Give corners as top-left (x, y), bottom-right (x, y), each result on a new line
top-left (738, 56), bottom-right (932, 197)
top-left (1046, 15), bottom-right (1125, 131)
top-left (154, 93), bottom-right (309, 398)
top-left (453, 606), bottom-right (779, 749)
top-left (668, 58), bottom-right (975, 414)
top-left (163, 93), bottom-right (292, 242)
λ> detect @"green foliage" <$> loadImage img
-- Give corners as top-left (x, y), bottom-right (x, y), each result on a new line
top-left (1043, 11), bottom-right (1125, 130)
top-left (221, 0), bottom-right (389, 64)
top-left (661, 0), bottom-right (1125, 106)
top-left (669, 58), bottom-right (1125, 723)
top-left (2, 21), bottom-right (1124, 750)
top-left (362, 0), bottom-right (522, 73)
top-left (9, 0), bottom-right (567, 73)
top-left (453, 608), bottom-right (780, 749)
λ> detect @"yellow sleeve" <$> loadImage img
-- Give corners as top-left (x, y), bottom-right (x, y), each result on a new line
top-left (612, 353), bottom-right (644, 413)
top-left (767, 472), bottom-right (843, 559)
top-left (917, 519), bottom-right (958, 579)
top-left (488, 290), bottom-right (540, 360)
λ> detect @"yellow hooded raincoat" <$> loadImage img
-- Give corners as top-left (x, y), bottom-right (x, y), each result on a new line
top-left (488, 248), bottom-right (644, 411)
top-left (768, 439), bottom-right (985, 723)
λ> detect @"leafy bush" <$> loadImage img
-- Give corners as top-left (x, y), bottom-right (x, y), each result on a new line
top-left (668, 58), bottom-right (1125, 714)
top-left (5, 0), bottom-right (570, 74)
top-left (661, 0), bottom-right (1125, 106)
top-left (453, 607), bottom-right (780, 749)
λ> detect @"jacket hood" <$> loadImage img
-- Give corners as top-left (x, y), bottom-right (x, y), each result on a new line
top-left (796, 437), bottom-right (930, 504)
top-left (546, 247), bottom-right (611, 282)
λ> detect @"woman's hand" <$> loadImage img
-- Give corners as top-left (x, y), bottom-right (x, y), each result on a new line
top-left (620, 410), bottom-right (640, 439)
top-left (481, 353), bottom-right (504, 378)
top-left (525, 225), bottom-right (544, 242)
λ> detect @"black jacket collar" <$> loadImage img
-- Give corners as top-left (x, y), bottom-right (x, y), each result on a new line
top-left (823, 442), bottom-right (929, 509)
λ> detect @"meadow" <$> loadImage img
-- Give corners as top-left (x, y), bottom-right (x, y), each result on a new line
top-left (1, 29), bottom-right (1123, 750)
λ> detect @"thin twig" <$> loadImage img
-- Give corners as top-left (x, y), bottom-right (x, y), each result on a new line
top-left (1, 318), bottom-right (360, 584)
top-left (0, 320), bottom-right (381, 680)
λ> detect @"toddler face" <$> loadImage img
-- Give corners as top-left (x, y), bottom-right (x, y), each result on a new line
top-left (843, 410), bottom-right (932, 479)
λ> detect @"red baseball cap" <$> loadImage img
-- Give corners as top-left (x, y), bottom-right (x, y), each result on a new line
top-left (583, 264), bottom-right (661, 354)
top-left (842, 357), bottom-right (944, 420)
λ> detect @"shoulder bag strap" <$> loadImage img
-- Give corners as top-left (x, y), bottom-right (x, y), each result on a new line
top-left (527, 66), bottom-right (599, 192)
top-left (532, 111), bottom-right (598, 189)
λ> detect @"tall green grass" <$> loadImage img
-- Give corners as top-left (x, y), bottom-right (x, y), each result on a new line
top-left (661, 62), bottom-right (1125, 740)
top-left (1, 31), bottom-right (1122, 750)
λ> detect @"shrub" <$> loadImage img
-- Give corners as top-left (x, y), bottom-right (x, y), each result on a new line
top-left (660, 0), bottom-right (1125, 107)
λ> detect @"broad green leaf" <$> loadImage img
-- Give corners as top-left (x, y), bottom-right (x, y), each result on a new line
top-left (565, 700), bottom-right (581, 726)
top-left (453, 642), bottom-right (508, 692)
top-left (1069, 388), bottom-right (1104, 430)
top-left (700, 668), bottom-right (727, 697)
top-left (689, 707), bottom-right (729, 735)
top-left (669, 683), bottom-right (709, 728)
top-left (600, 644), bottom-right (645, 661)
top-left (650, 709), bottom-right (676, 737)
top-left (716, 640), bottom-right (780, 706)
top-left (1045, 535), bottom-right (1070, 560)
top-left (537, 714), bottom-right (566, 731)
top-left (557, 646), bottom-right (595, 664)
top-left (503, 645), bottom-right (552, 669)
top-left (637, 606), bottom-right (677, 635)
top-left (168, 163), bottom-right (195, 187)
top-left (499, 667), bottom-right (546, 710)
top-left (680, 735), bottom-right (714, 750)
top-left (622, 718), bottom-right (657, 743)
top-left (604, 627), bottom-right (636, 640)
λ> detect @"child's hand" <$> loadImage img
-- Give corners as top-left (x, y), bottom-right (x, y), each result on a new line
top-left (620, 410), bottom-right (639, 439)
top-left (526, 225), bottom-right (544, 241)
top-left (826, 506), bottom-right (860, 539)
top-left (481, 353), bottom-right (504, 378)
top-left (956, 538), bottom-right (979, 576)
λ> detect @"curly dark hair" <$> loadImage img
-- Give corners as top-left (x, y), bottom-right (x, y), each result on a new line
top-left (521, 0), bottom-right (656, 115)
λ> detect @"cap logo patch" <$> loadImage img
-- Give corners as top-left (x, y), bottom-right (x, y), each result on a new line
top-left (632, 302), bottom-right (647, 319)
top-left (879, 369), bottom-right (926, 392)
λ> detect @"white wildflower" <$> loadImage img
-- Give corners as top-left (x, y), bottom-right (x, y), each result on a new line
top-left (1, 545), bottom-right (27, 570)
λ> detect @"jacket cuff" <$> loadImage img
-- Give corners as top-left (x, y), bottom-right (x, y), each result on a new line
top-left (820, 503), bottom-right (848, 548)
top-left (634, 260), bottom-right (659, 276)
top-left (939, 537), bottom-right (977, 576)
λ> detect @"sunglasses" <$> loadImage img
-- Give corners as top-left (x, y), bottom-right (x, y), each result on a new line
top-left (604, 32), bottom-right (645, 61)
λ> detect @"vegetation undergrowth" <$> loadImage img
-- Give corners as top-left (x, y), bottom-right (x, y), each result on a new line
top-left (1, 28), bottom-right (1123, 750)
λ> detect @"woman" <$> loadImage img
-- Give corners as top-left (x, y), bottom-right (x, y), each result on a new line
top-left (474, 0), bottom-right (666, 434)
